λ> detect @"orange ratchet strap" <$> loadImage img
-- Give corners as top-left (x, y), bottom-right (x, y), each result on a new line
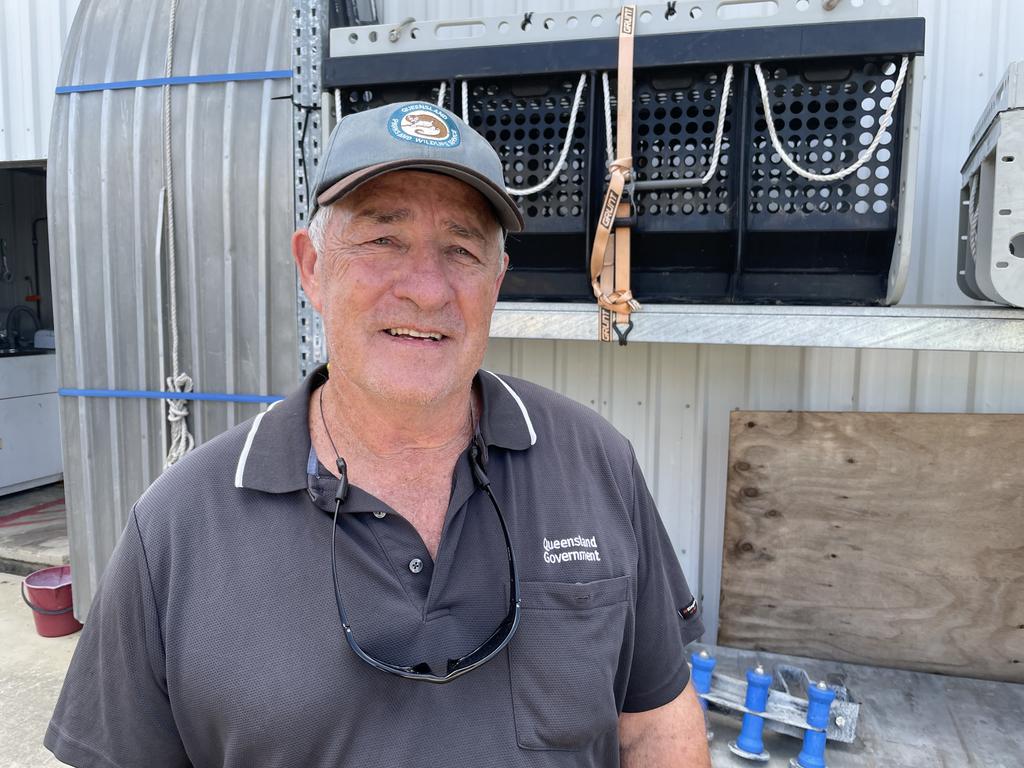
top-left (590, 4), bottom-right (639, 345)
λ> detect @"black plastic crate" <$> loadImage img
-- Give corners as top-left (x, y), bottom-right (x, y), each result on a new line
top-left (607, 65), bottom-right (737, 302)
top-left (464, 74), bottom-right (594, 301)
top-left (741, 56), bottom-right (906, 303)
top-left (323, 17), bottom-right (924, 305)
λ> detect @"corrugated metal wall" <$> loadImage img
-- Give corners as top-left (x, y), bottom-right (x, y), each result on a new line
top-left (50, 0), bottom-right (297, 616)
top-left (0, 0), bottom-right (80, 164)
top-left (385, 0), bottom-right (1024, 640)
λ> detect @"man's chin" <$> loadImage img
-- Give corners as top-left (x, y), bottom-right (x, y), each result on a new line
top-left (363, 369), bottom-right (466, 408)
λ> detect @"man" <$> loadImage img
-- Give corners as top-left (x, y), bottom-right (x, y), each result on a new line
top-left (46, 101), bottom-right (710, 767)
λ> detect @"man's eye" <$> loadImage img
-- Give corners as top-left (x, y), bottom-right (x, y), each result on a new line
top-left (372, 237), bottom-right (393, 246)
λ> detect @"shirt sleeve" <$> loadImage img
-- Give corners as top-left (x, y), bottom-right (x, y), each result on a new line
top-left (44, 506), bottom-right (190, 768)
top-left (621, 444), bottom-right (706, 713)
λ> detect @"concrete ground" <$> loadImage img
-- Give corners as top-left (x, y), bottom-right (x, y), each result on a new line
top-left (1, 481), bottom-right (76, 766)
top-left (0, 482), bottom-right (69, 574)
top-left (0, 575), bottom-right (79, 767)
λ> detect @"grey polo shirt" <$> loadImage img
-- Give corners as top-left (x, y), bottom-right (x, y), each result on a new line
top-left (46, 366), bottom-right (704, 768)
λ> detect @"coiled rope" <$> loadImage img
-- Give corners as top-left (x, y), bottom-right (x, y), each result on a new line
top-left (458, 74), bottom-right (589, 197)
top-left (753, 56), bottom-right (909, 183)
top-left (161, 0), bottom-right (195, 467)
top-left (601, 66), bottom-right (733, 186)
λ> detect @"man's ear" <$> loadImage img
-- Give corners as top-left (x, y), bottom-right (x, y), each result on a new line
top-left (292, 229), bottom-right (322, 314)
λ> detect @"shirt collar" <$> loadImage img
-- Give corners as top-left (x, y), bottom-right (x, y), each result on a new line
top-left (234, 364), bottom-right (536, 494)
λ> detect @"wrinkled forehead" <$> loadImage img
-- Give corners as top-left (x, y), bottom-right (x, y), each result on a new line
top-left (336, 170), bottom-right (502, 237)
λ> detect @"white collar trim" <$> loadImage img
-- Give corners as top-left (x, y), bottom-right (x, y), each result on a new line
top-left (481, 369), bottom-right (537, 446)
top-left (233, 399), bottom-right (282, 488)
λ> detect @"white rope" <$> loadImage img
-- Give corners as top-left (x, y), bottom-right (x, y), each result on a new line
top-left (461, 80), bottom-right (469, 122)
top-left (334, 88), bottom-right (342, 125)
top-left (753, 55), bottom-right (909, 183)
top-left (502, 73), bottom-right (588, 197)
top-left (700, 65), bottom-right (734, 185)
top-left (601, 72), bottom-right (614, 163)
top-left (161, 0), bottom-right (194, 468)
top-left (436, 80), bottom-right (446, 108)
top-left (602, 66), bottom-right (733, 185)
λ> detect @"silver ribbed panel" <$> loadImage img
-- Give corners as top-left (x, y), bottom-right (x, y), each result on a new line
top-left (0, 0), bottom-right (80, 163)
top-left (50, 0), bottom-right (297, 618)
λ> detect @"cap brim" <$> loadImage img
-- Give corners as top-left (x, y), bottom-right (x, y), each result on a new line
top-left (315, 159), bottom-right (525, 233)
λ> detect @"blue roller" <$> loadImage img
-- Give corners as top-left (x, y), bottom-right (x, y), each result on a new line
top-left (792, 681), bottom-right (836, 768)
top-left (691, 650), bottom-right (716, 710)
top-left (729, 664), bottom-right (772, 762)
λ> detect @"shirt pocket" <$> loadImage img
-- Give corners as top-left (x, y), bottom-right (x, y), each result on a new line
top-left (508, 575), bottom-right (632, 751)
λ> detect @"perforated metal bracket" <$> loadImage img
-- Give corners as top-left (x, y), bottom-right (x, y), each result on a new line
top-left (293, 0), bottom-right (327, 378)
top-left (329, 1), bottom-right (920, 60)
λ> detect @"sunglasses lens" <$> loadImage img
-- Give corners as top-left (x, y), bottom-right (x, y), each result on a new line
top-left (445, 607), bottom-right (518, 676)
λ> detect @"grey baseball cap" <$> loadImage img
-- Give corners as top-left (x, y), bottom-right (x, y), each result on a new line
top-left (311, 100), bottom-right (524, 233)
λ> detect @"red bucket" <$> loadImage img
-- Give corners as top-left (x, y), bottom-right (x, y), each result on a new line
top-left (21, 565), bottom-right (83, 637)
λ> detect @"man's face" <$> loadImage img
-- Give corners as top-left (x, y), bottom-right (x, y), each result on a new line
top-left (293, 170), bottom-right (508, 406)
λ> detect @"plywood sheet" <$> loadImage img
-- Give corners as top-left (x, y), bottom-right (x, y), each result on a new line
top-left (719, 411), bottom-right (1024, 683)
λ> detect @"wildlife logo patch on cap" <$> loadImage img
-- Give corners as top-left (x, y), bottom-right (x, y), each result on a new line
top-left (387, 102), bottom-right (461, 149)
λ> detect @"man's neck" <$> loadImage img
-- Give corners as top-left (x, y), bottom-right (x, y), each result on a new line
top-left (316, 375), bottom-right (475, 465)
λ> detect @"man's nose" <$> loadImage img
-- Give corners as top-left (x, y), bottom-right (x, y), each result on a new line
top-left (391, 244), bottom-right (454, 310)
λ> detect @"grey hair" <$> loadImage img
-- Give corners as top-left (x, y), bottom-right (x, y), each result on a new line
top-left (306, 204), bottom-right (335, 257)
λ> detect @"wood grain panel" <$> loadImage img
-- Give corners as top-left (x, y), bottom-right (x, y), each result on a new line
top-left (719, 411), bottom-right (1024, 682)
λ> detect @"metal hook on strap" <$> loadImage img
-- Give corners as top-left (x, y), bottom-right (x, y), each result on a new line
top-left (613, 320), bottom-right (634, 346)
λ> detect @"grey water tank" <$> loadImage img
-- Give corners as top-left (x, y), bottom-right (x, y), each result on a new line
top-left (49, 0), bottom-right (298, 618)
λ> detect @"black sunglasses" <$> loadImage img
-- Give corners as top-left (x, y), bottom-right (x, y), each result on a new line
top-left (329, 441), bottom-right (521, 683)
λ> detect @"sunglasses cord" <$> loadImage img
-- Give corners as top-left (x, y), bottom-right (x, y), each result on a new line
top-left (319, 384), bottom-right (353, 637)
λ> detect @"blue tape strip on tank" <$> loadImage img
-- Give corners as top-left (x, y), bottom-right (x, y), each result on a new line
top-left (59, 388), bottom-right (284, 404)
top-left (55, 69), bottom-right (293, 94)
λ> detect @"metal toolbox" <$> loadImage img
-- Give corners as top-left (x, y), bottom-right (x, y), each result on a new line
top-left (958, 60), bottom-right (1024, 308)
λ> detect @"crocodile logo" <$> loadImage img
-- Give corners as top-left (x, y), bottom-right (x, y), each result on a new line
top-left (387, 103), bottom-right (461, 148)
